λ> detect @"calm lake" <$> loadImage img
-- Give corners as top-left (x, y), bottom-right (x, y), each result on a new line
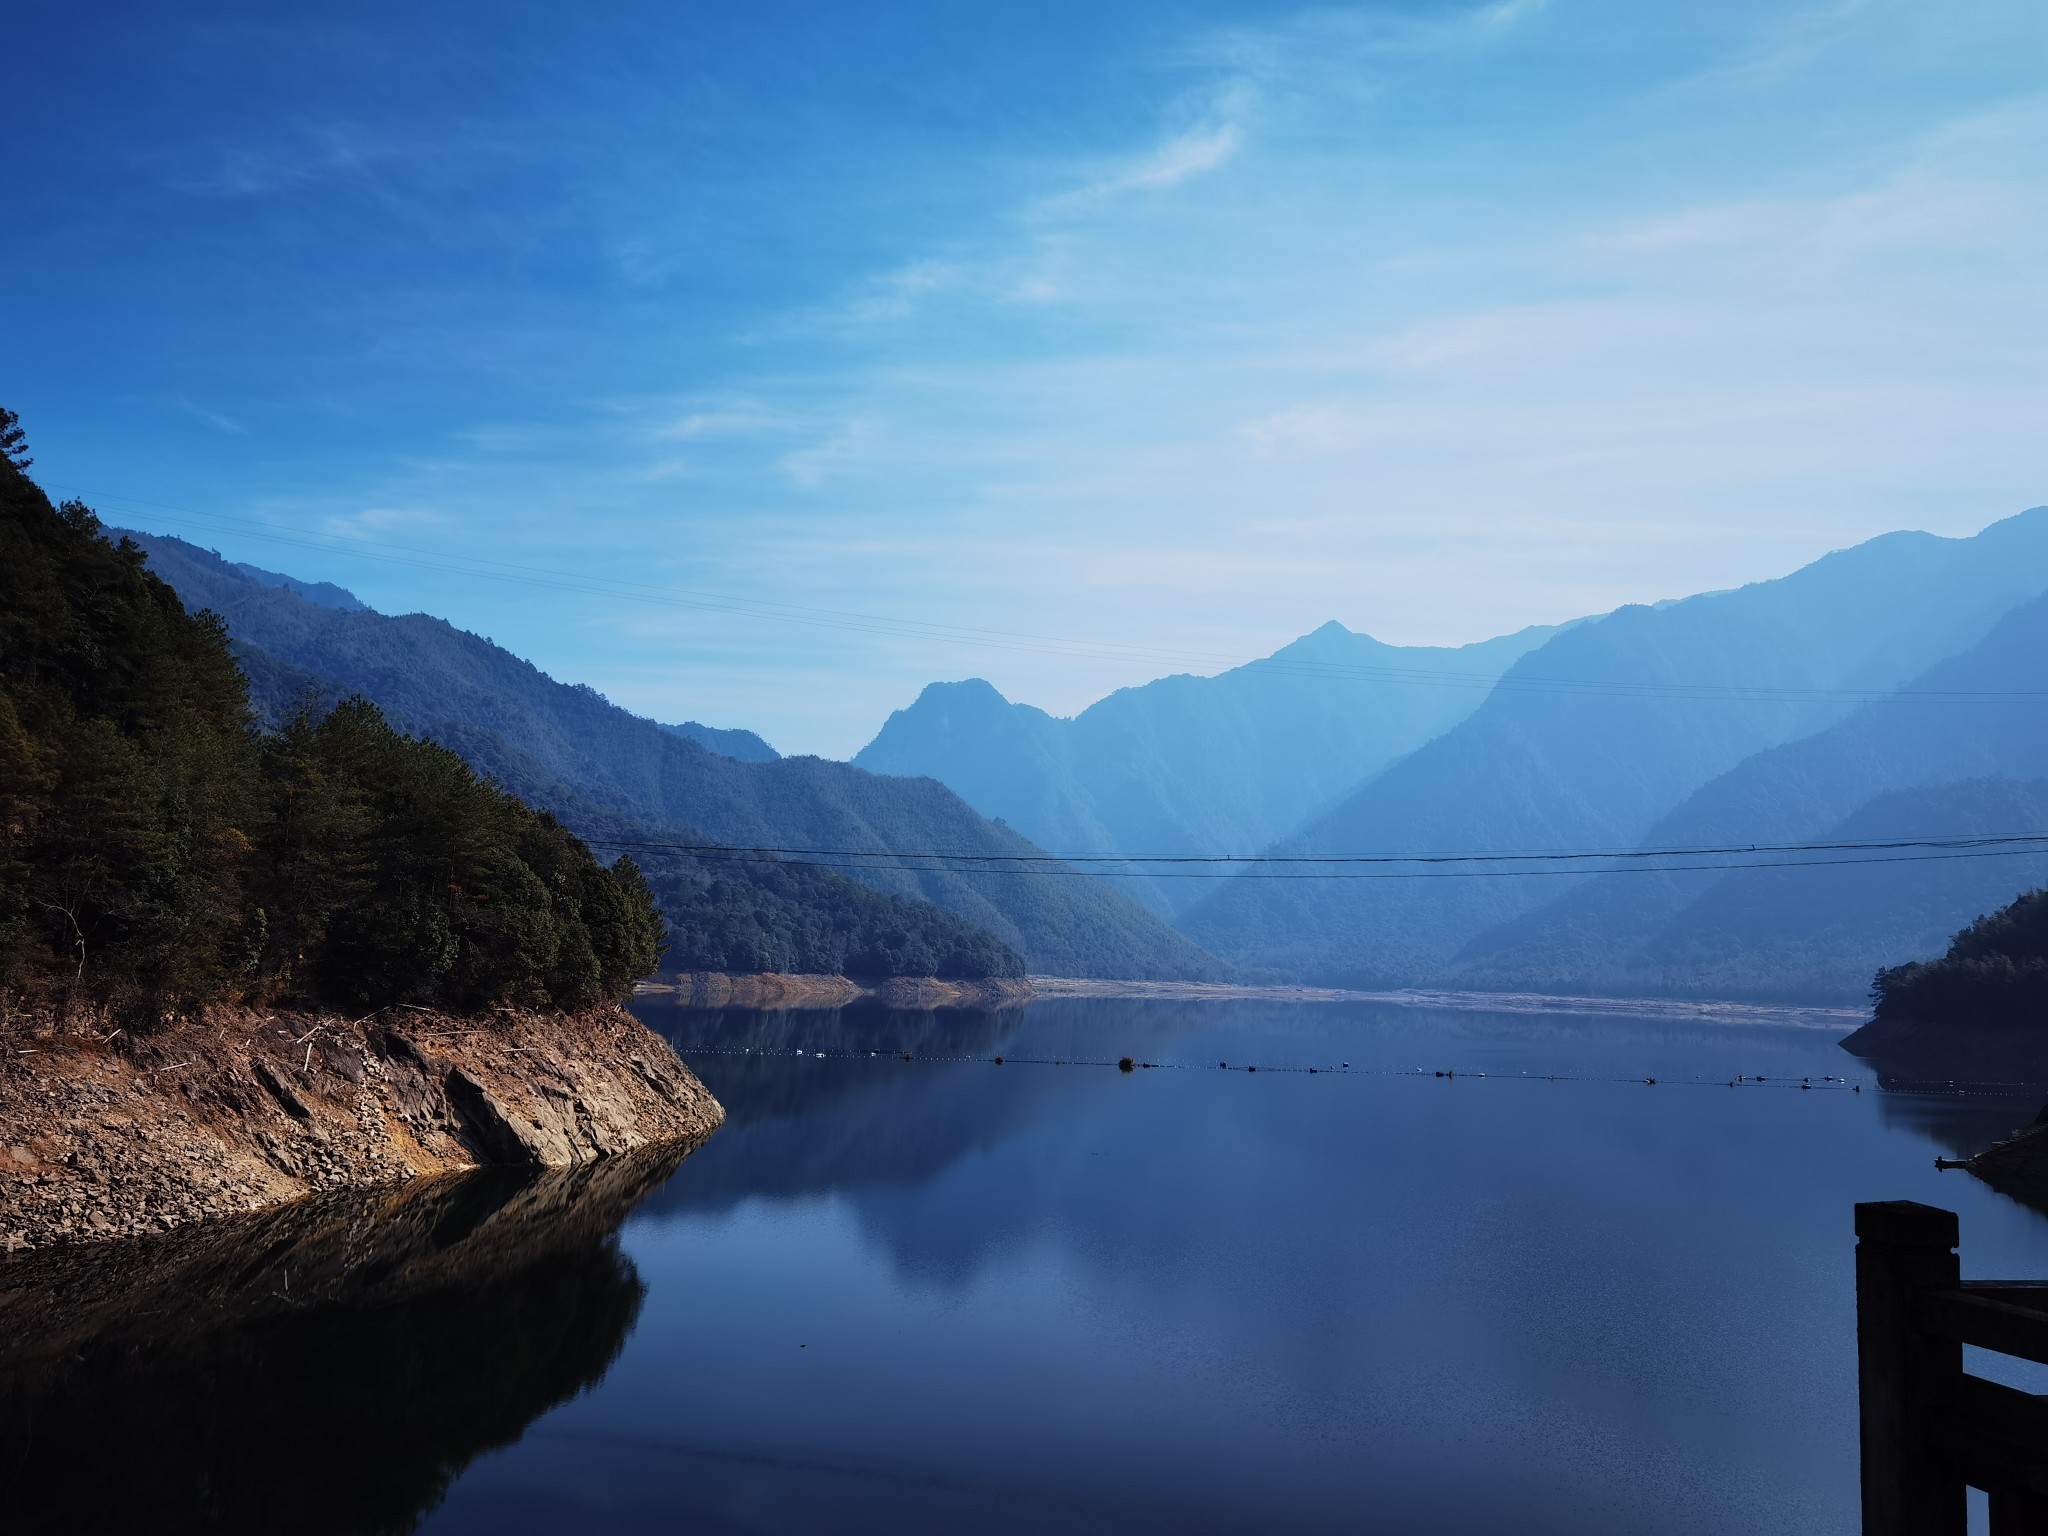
top-left (13, 994), bottom-right (2048, 1533)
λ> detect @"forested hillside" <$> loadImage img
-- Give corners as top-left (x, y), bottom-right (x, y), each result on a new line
top-left (478, 774), bottom-right (1025, 980)
top-left (1873, 887), bottom-right (2048, 1028)
top-left (128, 533), bottom-right (1218, 980)
top-left (855, 621), bottom-right (1560, 915)
top-left (0, 450), bottom-right (663, 1018)
top-left (1181, 509), bottom-right (2048, 985)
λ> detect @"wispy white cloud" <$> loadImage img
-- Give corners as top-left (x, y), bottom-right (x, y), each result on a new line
top-left (843, 259), bottom-right (972, 324)
top-left (654, 401), bottom-right (796, 442)
top-left (780, 422), bottom-right (874, 489)
top-left (175, 400), bottom-right (246, 435)
top-left (322, 506), bottom-right (444, 539)
top-left (1676, 0), bottom-right (1884, 94)
top-left (1077, 122), bottom-right (1244, 199)
top-left (1591, 99), bottom-right (2045, 266)
top-left (121, 0), bottom-right (2048, 758)
top-left (1471, 0), bottom-right (1553, 37)
top-left (176, 120), bottom-right (386, 199)
top-left (457, 423), bottom-right (555, 454)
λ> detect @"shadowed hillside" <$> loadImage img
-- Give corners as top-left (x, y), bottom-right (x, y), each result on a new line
top-left (1462, 779), bottom-right (2048, 1005)
top-left (127, 533), bottom-right (1221, 981)
top-left (1452, 590), bottom-right (2048, 1001)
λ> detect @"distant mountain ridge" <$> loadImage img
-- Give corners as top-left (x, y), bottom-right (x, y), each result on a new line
top-left (129, 502), bottom-right (2048, 1005)
top-left (161, 542), bottom-right (782, 765)
top-left (1448, 586), bottom-right (2048, 1002)
top-left (228, 558), bottom-right (369, 613)
top-left (1180, 508), bottom-right (2048, 990)
top-left (854, 619), bottom-right (1562, 914)
top-left (1607, 777), bottom-right (2048, 1005)
top-left (125, 531), bottom-right (1222, 981)
top-left (654, 718), bottom-right (780, 763)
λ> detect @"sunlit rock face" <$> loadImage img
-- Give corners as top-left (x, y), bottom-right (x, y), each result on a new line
top-left (0, 1004), bottom-right (725, 1252)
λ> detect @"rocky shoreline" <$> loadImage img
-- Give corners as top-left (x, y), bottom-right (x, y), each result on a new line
top-left (0, 1003), bottom-right (723, 1253)
top-left (640, 971), bottom-right (1037, 1009)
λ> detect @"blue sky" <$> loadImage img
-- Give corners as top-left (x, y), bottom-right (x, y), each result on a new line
top-left (8, 0), bottom-right (2046, 756)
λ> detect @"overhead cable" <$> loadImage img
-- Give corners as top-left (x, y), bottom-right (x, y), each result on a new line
top-left (576, 832), bottom-right (2048, 880)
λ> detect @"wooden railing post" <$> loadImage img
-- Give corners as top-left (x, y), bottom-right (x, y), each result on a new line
top-left (1857, 1200), bottom-right (1965, 1536)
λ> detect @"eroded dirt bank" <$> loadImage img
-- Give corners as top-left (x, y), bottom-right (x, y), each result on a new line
top-left (0, 1003), bottom-right (723, 1252)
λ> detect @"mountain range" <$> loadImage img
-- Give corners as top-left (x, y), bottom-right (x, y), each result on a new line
top-left (854, 620), bottom-right (1560, 916)
top-left (129, 502), bottom-right (2048, 1005)
top-left (124, 533), bottom-right (1221, 982)
top-left (858, 507), bottom-right (2048, 1003)
top-left (1451, 587), bottom-right (2048, 1001)
top-left (1176, 510), bottom-right (2048, 993)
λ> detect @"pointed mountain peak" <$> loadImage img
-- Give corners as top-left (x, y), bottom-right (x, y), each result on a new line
top-left (912, 677), bottom-right (1013, 708)
top-left (1271, 620), bottom-right (1386, 660)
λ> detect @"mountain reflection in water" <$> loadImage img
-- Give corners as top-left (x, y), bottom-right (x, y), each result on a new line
top-left (16, 997), bottom-right (2048, 1534)
top-left (0, 1147), bottom-right (693, 1536)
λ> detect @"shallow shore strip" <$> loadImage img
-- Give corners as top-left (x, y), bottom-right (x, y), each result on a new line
top-left (640, 972), bottom-right (1859, 1030)
top-left (639, 972), bottom-right (1037, 1009)
top-left (1028, 976), bottom-right (1863, 1029)
top-left (0, 1003), bottom-right (723, 1253)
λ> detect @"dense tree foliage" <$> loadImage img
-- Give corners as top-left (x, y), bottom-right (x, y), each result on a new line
top-left (642, 851), bottom-right (1024, 979)
top-left (0, 407), bottom-right (30, 471)
top-left (0, 449), bottom-right (664, 1020)
top-left (257, 699), bottom-right (666, 1011)
top-left (1872, 889), bottom-right (2048, 1028)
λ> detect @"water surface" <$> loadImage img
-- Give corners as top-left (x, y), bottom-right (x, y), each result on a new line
top-left (445, 996), bottom-right (2048, 1534)
top-left (13, 995), bottom-right (2048, 1533)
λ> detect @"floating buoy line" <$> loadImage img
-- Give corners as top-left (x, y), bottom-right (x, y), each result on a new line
top-left (658, 1043), bottom-right (1949, 1093)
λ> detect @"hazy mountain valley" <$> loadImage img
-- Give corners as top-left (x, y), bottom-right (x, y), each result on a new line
top-left (126, 532), bottom-right (1221, 983)
top-left (105, 501), bottom-right (2048, 1007)
top-left (859, 507), bottom-right (2048, 1004)
top-left (853, 619), bottom-right (1564, 916)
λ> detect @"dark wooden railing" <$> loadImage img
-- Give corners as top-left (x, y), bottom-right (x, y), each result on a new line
top-left (1857, 1201), bottom-right (2048, 1534)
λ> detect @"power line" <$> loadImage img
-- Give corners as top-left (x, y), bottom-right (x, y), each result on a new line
top-left (578, 832), bottom-right (2048, 880)
top-left (586, 831), bottom-right (2048, 866)
top-left (57, 480), bottom-right (2048, 706)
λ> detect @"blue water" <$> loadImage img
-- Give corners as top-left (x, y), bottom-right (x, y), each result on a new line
top-left (388, 995), bottom-right (2048, 1536)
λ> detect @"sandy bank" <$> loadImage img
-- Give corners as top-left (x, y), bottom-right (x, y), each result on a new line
top-left (640, 972), bottom-right (1036, 1009)
top-left (1030, 977), bottom-right (1862, 1028)
top-left (1028, 977), bottom-right (1368, 1003)
top-left (0, 1003), bottom-right (723, 1253)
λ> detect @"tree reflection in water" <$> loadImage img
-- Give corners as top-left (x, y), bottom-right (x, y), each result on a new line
top-left (0, 1144), bottom-right (698, 1536)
